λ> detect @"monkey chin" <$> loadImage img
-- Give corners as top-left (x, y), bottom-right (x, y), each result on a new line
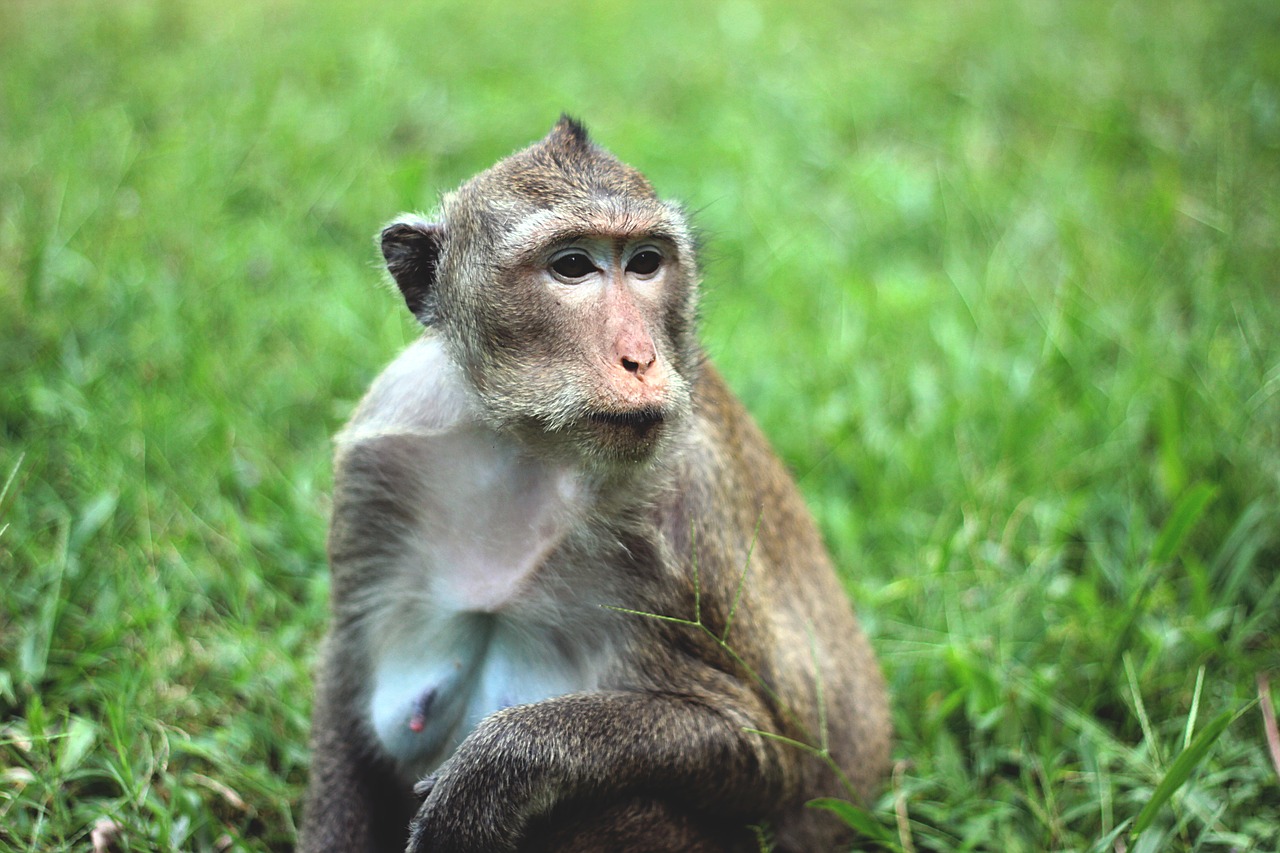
top-left (579, 407), bottom-right (669, 467)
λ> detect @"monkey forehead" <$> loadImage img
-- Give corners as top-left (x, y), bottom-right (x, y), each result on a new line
top-left (483, 125), bottom-right (659, 203)
top-left (455, 138), bottom-right (657, 212)
top-left (497, 200), bottom-right (694, 261)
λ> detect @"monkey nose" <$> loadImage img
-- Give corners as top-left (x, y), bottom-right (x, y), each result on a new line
top-left (620, 352), bottom-right (657, 378)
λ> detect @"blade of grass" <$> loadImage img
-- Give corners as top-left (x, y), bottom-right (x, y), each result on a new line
top-left (808, 798), bottom-right (900, 849)
top-left (1131, 704), bottom-right (1247, 837)
top-left (1150, 483), bottom-right (1217, 565)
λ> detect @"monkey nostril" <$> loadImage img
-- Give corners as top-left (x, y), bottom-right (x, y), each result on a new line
top-left (620, 355), bottom-right (657, 377)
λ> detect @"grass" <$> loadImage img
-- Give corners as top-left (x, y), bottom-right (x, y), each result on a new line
top-left (2, 0), bottom-right (1278, 849)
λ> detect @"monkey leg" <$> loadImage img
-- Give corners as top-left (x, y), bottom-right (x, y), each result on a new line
top-left (520, 796), bottom-right (758, 853)
top-left (405, 689), bottom-right (788, 853)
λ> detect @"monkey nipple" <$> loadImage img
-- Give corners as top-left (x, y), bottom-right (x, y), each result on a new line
top-left (407, 687), bottom-right (438, 733)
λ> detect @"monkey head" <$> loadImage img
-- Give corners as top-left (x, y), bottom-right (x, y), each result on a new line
top-left (380, 116), bottom-right (701, 469)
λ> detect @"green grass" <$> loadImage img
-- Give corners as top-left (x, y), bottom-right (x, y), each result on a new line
top-left (3, 0), bottom-right (1279, 850)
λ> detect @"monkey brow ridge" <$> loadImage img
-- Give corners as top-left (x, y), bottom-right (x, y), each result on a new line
top-left (501, 208), bottom-right (686, 263)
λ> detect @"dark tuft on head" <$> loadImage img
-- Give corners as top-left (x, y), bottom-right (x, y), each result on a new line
top-left (553, 114), bottom-right (591, 147)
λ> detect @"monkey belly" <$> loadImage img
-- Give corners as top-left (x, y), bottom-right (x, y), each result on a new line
top-left (369, 612), bottom-right (609, 777)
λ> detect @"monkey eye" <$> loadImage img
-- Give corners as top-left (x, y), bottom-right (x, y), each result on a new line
top-left (550, 252), bottom-right (598, 280)
top-left (626, 250), bottom-right (662, 276)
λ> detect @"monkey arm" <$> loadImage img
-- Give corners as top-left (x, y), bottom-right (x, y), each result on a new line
top-left (300, 641), bottom-right (418, 853)
top-left (404, 687), bottom-right (792, 853)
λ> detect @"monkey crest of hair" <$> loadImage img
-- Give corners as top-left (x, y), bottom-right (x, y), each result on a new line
top-left (301, 119), bottom-right (891, 853)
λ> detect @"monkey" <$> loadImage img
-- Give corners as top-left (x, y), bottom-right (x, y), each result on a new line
top-left (299, 116), bottom-right (890, 853)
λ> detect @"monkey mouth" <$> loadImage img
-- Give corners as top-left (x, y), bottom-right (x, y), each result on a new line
top-left (586, 407), bottom-right (667, 444)
top-left (589, 406), bottom-right (665, 429)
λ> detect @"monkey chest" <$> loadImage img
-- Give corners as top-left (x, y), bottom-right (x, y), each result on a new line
top-left (350, 427), bottom-right (616, 777)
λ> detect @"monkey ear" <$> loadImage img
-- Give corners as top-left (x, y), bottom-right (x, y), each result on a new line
top-left (381, 217), bottom-right (444, 325)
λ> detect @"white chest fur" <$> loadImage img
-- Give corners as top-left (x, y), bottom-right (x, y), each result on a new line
top-left (335, 337), bottom-right (617, 777)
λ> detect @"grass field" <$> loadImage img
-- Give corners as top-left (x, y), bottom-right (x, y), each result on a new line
top-left (3, 0), bottom-right (1279, 850)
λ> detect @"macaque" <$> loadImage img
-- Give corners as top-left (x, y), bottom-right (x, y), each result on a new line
top-left (299, 117), bottom-right (890, 853)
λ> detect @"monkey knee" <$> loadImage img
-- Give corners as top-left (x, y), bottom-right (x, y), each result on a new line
top-left (520, 796), bottom-right (756, 853)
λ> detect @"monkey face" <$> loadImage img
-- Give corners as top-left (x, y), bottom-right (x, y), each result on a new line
top-left (532, 227), bottom-right (692, 459)
top-left (450, 210), bottom-right (697, 466)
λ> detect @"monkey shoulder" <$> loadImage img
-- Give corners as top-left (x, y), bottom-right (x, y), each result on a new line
top-left (338, 334), bottom-right (472, 441)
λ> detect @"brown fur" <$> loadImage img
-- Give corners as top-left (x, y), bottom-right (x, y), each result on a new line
top-left (299, 117), bottom-right (890, 853)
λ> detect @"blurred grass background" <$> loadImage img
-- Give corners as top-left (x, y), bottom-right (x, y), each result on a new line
top-left (2, 0), bottom-right (1278, 850)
